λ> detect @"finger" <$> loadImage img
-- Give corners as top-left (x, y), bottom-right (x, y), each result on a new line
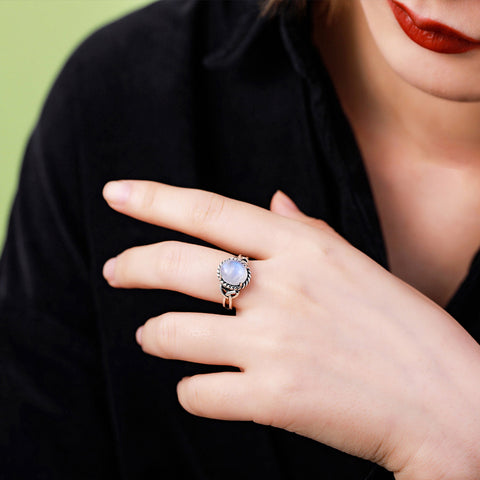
top-left (270, 190), bottom-right (304, 218)
top-left (103, 241), bottom-right (259, 309)
top-left (270, 190), bottom-right (339, 235)
top-left (103, 180), bottom-right (296, 258)
top-left (177, 372), bottom-right (256, 421)
top-left (140, 312), bottom-right (248, 367)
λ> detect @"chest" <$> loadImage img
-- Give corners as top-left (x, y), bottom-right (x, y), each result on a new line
top-left (363, 156), bottom-right (480, 308)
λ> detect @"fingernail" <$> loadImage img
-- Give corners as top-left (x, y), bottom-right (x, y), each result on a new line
top-left (274, 190), bottom-right (300, 212)
top-left (136, 326), bottom-right (143, 345)
top-left (103, 181), bottom-right (131, 205)
top-left (103, 257), bottom-right (117, 281)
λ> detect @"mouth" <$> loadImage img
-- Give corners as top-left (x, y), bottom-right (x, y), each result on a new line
top-left (387, 0), bottom-right (480, 54)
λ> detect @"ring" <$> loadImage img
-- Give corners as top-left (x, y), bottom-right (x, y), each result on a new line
top-left (217, 254), bottom-right (251, 310)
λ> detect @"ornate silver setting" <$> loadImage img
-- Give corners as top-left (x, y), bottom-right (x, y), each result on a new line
top-left (217, 255), bottom-right (251, 310)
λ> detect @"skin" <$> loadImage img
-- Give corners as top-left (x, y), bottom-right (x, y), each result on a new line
top-left (312, 0), bottom-right (480, 306)
top-left (101, 1), bottom-right (480, 477)
top-left (102, 180), bottom-right (480, 479)
top-left (357, 0), bottom-right (480, 101)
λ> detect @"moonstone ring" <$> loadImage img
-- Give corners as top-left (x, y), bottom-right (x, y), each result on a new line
top-left (217, 255), bottom-right (251, 310)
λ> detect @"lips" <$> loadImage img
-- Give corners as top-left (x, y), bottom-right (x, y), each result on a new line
top-left (388, 0), bottom-right (480, 54)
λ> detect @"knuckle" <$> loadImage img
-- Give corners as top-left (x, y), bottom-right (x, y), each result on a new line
top-left (178, 376), bottom-right (204, 416)
top-left (152, 313), bottom-right (178, 358)
top-left (307, 218), bottom-right (347, 244)
top-left (257, 370), bottom-right (301, 427)
top-left (313, 220), bottom-right (335, 234)
top-left (252, 316), bottom-right (295, 363)
top-left (278, 222), bottom-right (318, 253)
top-left (311, 218), bottom-right (331, 232)
top-left (190, 191), bottom-right (226, 229)
top-left (113, 249), bottom-right (136, 284)
top-left (154, 241), bottom-right (185, 280)
top-left (296, 228), bottom-right (339, 261)
top-left (265, 329), bottom-right (295, 363)
top-left (138, 182), bottom-right (158, 212)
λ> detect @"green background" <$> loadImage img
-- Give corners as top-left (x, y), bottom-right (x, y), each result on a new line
top-left (0, 0), bottom-right (154, 252)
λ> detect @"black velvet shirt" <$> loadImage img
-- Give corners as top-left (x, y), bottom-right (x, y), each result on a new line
top-left (1, 1), bottom-right (479, 478)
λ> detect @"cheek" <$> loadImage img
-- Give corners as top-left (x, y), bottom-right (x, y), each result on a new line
top-left (358, 0), bottom-right (480, 102)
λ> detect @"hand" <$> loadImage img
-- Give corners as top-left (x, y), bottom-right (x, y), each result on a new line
top-left (102, 180), bottom-right (480, 479)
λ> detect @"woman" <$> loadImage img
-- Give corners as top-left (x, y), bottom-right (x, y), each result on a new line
top-left (1, 0), bottom-right (479, 478)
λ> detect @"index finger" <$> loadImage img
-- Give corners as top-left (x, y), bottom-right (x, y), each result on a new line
top-left (102, 180), bottom-right (293, 259)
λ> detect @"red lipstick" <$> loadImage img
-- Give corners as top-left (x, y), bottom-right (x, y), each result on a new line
top-left (388, 0), bottom-right (480, 54)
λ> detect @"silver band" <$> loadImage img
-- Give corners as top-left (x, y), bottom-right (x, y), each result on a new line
top-left (217, 255), bottom-right (251, 310)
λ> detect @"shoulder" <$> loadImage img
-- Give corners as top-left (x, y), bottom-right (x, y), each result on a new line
top-left (65, 0), bottom-right (263, 78)
top-left (44, 0), bottom-right (269, 122)
top-left (36, 0), bottom-right (288, 169)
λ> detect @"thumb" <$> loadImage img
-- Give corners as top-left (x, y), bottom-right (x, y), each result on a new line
top-left (270, 190), bottom-right (337, 234)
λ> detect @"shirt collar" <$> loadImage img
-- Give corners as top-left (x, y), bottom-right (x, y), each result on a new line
top-left (202, 0), bottom-right (321, 84)
top-left (202, 2), bottom-right (271, 70)
top-left (279, 3), bottom-right (328, 84)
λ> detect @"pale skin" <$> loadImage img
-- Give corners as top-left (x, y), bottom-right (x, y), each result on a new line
top-left (101, 1), bottom-right (480, 478)
top-left (313, 0), bottom-right (480, 307)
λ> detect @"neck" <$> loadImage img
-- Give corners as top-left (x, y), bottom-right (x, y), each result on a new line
top-left (311, 1), bottom-right (480, 166)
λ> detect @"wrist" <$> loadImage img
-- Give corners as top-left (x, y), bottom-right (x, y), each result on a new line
top-left (394, 437), bottom-right (480, 480)
top-left (388, 317), bottom-right (480, 480)
top-left (393, 360), bottom-right (480, 479)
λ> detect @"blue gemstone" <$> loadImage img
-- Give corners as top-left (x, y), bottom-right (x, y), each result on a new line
top-left (220, 259), bottom-right (248, 286)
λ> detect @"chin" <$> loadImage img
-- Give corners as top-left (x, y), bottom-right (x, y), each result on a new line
top-left (387, 48), bottom-right (480, 102)
top-left (358, 0), bottom-right (480, 103)
top-left (422, 87), bottom-right (480, 103)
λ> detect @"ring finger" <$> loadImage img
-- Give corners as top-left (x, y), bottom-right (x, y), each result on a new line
top-left (103, 241), bottom-right (260, 309)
